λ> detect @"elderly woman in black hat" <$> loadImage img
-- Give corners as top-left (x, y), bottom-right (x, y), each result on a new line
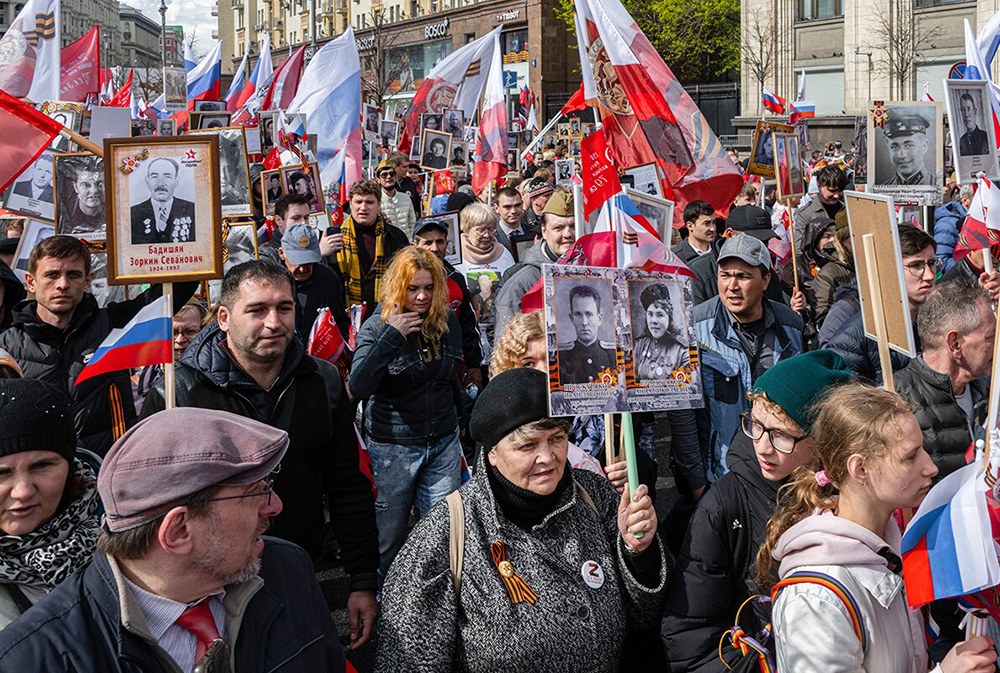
top-left (376, 368), bottom-right (670, 672)
top-left (633, 283), bottom-right (689, 381)
top-left (0, 379), bottom-right (99, 629)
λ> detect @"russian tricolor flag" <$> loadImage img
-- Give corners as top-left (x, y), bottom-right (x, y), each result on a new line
top-left (231, 36), bottom-right (273, 117)
top-left (901, 458), bottom-right (1000, 608)
top-left (788, 100), bottom-right (815, 123)
top-left (187, 41), bottom-right (222, 105)
top-left (762, 87), bottom-right (786, 115)
top-left (75, 296), bottom-right (172, 385)
top-left (224, 49), bottom-right (250, 113)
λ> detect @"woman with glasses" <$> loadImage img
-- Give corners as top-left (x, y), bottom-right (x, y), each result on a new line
top-left (661, 351), bottom-right (852, 672)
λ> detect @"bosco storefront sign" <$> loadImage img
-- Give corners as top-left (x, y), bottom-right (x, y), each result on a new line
top-left (425, 18), bottom-right (449, 39)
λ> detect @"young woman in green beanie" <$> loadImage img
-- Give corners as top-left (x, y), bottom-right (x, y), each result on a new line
top-left (660, 350), bottom-right (852, 672)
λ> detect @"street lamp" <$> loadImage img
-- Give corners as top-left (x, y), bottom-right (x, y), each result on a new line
top-left (159, 0), bottom-right (168, 71)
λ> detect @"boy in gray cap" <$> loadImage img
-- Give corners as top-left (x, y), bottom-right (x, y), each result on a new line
top-left (0, 407), bottom-right (347, 673)
top-left (277, 223), bottom-right (349, 341)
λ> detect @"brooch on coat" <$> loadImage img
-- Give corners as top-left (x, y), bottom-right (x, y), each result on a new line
top-left (490, 540), bottom-right (538, 605)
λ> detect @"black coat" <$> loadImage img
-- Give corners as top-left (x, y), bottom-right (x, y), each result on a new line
top-left (0, 260), bottom-right (25, 332)
top-left (827, 310), bottom-right (917, 383)
top-left (688, 239), bottom-right (786, 306)
top-left (661, 432), bottom-right (782, 673)
top-left (895, 356), bottom-right (988, 478)
top-left (129, 197), bottom-right (197, 244)
top-left (140, 325), bottom-right (379, 591)
top-left (0, 284), bottom-right (197, 455)
top-left (0, 541), bottom-right (346, 672)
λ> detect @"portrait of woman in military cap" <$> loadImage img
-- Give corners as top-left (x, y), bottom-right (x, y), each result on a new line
top-left (630, 281), bottom-right (689, 381)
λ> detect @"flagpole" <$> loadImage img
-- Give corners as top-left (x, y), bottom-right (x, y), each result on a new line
top-left (521, 110), bottom-right (563, 162)
top-left (61, 128), bottom-right (104, 157)
top-left (163, 282), bottom-right (176, 410)
top-left (786, 198), bottom-right (800, 296)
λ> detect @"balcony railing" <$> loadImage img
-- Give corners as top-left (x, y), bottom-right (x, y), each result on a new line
top-left (211, 3), bottom-right (218, 16)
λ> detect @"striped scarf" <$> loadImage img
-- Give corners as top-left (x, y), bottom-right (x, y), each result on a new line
top-left (338, 214), bottom-right (387, 308)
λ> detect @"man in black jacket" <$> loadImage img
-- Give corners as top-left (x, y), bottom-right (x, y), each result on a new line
top-left (671, 200), bottom-right (716, 264)
top-left (0, 257), bottom-right (25, 332)
top-left (0, 235), bottom-right (196, 455)
top-left (0, 408), bottom-right (346, 672)
top-left (277, 221), bottom-right (349, 342)
top-left (896, 279), bottom-right (991, 478)
top-left (140, 260), bottom-right (380, 650)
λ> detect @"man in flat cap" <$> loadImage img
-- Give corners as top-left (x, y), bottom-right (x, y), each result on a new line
top-left (494, 190), bottom-right (577, 333)
top-left (0, 408), bottom-right (347, 672)
top-left (882, 109), bottom-right (932, 186)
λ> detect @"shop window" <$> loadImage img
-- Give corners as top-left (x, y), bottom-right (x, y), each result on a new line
top-left (797, 0), bottom-right (842, 20)
top-left (913, 0), bottom-right (969, 6)
top-left (386, 39), bottom-right (453, 93)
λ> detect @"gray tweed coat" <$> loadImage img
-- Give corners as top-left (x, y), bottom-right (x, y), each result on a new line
top-left (375, 457), bottom-right (671, 672)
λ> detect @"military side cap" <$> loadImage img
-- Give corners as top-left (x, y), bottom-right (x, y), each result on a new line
top-left (376, 159), bottom-right (395, 176)
top-left (542, 190), bottom-right (573, 217)
top-left (884, 110), bottom-right (929, 138)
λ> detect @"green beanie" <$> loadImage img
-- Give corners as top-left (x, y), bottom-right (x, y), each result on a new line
top-left (751, 350), bottom-right (852, 433)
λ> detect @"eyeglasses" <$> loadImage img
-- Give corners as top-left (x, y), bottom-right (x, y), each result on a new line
top-left (903, 258), bottom-right (942, 278)
top-left (202, 477), bottom-right (275, 506)
top-left (740, 412), bottom-right (807, 454)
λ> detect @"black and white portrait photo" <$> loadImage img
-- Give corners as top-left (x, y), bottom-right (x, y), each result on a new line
top-left (79, 113), bottom-right (92, 137)
top-left (868, 101), bottom-right (943, 204)
top-left (363, 103), bottom-right (381, 143)
top-left (626, 189), bottom-right (675, 245)
top-left (130, 156), bottom-right (197, 244)
top-left (421, 113), bottom-right (443, 133)
top-left (624, 163), bottom-right (662, 198)
top-left (570, 117), bottom-right (581, 135)
top-left (5, 150), bottom-right (56, 221)
top-left (555, 158), bottom-right (574, 187)
top-left (54, 153), bottom-right (105, 241)
top-left (192, 112), bottom-right (231, 130)
top-left (507, 132), bottom-right (520, 154)
top-left (628, 281), bottom-right (689, 381)
top-left (380, 120), bottom-right (399, 147)
top-left (443, 108), bottom-right (464, 139)
top-left (163, 67), bottom-right (187, 112)
top-left (421, 129), bottom-right (452, 171)
top-left (554, 278), bottom-right (616, 385)
top-left (131, 119), bottom-right (156, 137)
top-left (945, 80), bottom-right (1000, 183)
top-left (464, 124), bottom-right (478, 144)
top-left (192, 126), bottom-right (252, 217)
top-left (263, 169), bottom-right (283, 214)
top-left (192, 100), bottom-right (226, 112)
top-left (157, 119), bottom-right (175, 137)
top-left (90, 251), bottom-right (127, 308)
top-left (259, 111), bottom-right (278, 150)
top-left (11, 220), bottom-right (55, 282)
top-left (46, 110), bottom-right (77, 152)
top-left (280, 162), bottom-right (324, 215)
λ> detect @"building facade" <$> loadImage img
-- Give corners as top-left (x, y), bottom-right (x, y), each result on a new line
top-left (120, 5), bottom-right (161, 68)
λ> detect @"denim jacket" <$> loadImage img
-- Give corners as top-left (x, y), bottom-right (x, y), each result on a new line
top-left (349, 307), bottom-right (463, 443)
top-left (695, 297), bottom-right (802, 482)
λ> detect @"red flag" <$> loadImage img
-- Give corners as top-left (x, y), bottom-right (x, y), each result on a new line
top-left (560, 83), bottom-right (587, 116)
top-left (472, 33), bottom-right (508, 194)
top-left (434, 170), bottom-right (455, 195)
top-left (307, 307), bottom-right (347, 362)
top-left (262, 146), bottom-right (282, 170)
top-left (106, 69), bottom-right (133, 108)
top-left (60, 27), bottom-right (100, 102)
top-left (262, 45), bottom-right (306, 111)
top-left (0, 89), bottom-right (64, 193)
top-left (581, 130), bottom-right (620, 220)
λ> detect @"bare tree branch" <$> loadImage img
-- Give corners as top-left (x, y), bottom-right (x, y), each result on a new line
top-left (865, 0), bottom-right (943, 99)
top-left (742, 7), bottom-right (776, 115)
top-left (359, 8), bottom-right (405, 110)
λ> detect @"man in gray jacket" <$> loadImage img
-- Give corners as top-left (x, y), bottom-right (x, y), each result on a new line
top-left (493, 191), bottom-right (577, 335)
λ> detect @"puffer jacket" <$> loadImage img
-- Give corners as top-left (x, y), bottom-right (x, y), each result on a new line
top-left (695, 297), bottom-right (803, 481)
top-left (349, 308), bottom-right (463, 443)
top-left (0, 260), bottom-right (24, 332)
top-left (895, 356), bottom-right (987, 478)
top-left (375, 453), bottom-right (670, 672)
top-left (772, 511), bottom-right (938, 673)
top-left (827, 311), bottom-right (917, 383)
top-left (492, 240), bottom-right (554, 334)
top-left (661, 432), bottom-right (784, 673)
top-left (812, 258), bottom-right (853, 325)
top-left (0, 540), bottom-right (346, 672)
top-left (0, 284), bottom-right (196, 455)
top-left (932, 201), bottom-right (966, 273)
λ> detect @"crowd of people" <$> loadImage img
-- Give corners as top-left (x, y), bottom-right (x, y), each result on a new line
top-left (0, 137), bottom-right (997, 673)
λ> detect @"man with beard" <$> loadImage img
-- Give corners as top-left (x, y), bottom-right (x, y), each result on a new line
top-left (0, 408), bottom-right (349, 671)
top-left (140, 260), bottom-right (379, 651)
top-left (61, 160), bottom-right (104, 237)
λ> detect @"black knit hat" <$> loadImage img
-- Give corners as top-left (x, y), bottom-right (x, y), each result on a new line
top-left (471, 368), bottom-right (549, 449)
top-left (0, 379), bottom-right (77, 464)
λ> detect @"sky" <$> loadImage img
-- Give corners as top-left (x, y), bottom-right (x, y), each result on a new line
top-left (128, 0), bottom-right (214, 60)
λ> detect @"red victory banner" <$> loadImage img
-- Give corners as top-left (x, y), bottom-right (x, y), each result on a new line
top-left (581, 129), bottom-right (620, 220)
top-left (60, 26), bottom-right (100, 102)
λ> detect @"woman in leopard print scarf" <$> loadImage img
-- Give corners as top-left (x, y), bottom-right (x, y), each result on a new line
top-left (0, 379), bottom-right (101, 629)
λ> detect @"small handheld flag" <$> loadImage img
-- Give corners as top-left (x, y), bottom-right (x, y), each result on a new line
top-left (76, 296), bottom-right (172, 385)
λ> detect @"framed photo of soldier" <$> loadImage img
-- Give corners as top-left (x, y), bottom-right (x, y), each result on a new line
top-left (555, 159), bottom-right (575, 188)
top-left (162, 67), bottom-right (188, 112)
top-left (190, 111), bottom-right (232, 131)
top-left (130, 119), bottom-right (156, 137)
top-left (451, 142), bottom-right (468, 167)
top-left (192, 100), bottom-right (226, 112)
top-left (421, 112), bottom-right (443, 134)
top-left (867, 100), bottom-right (943, 205)
top-left (103, 135), bottom-right (223, 284)
top-left (90, 251), bottom-right (127, 308)
top-left (623, 162), bottom-right (663, 198)
top-left (261, 168), bottom-right (284, 215)
top-left (507, 132), bottom-right (521, 155)
top-left (363, 103), bottom-right (381, 143)
top-left (625, 189), bottom-right (675, 245)
top-left (156, 119), bottom-right (175, 137)
top-left (409, 132), bottom-right (422, 162)
top-left (191, 126), bottom-right (252, 218)
top-left (53, 153), bottom-right (106, 241)
top-left (3, 148), bottom-right (57, 221)
top-left (44, 109), bottom-right (78, 153)
top-left (279, 163), bottom-right (324, 215)
top-left (258, 111), bottom-right (278, 151)
top-left (944, 80), bottom-right (1000, 184)
top-left (420, 129), bottom-right (452, 171)
top-left (748, 120), bottom-right (794, 178)
top-left (380, 120), bottom-right (399, 148)
top-left (443, 108), bottom-right (464, 139)
top-left (773, 133), bottom-right (805, 201)
top-left (463, 124), bottom-right (478, 144)
top-left (11, 219), bottom-right (55, 283)
top-left (785, 134), bottom-right (806, 197)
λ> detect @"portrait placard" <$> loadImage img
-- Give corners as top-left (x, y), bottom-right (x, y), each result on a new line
top-left (41, 107), bottom-right (78, 153)
top-left (190, 111), bottom-right (232, 130)
top-left (10, 220), bottom-right (55, 283)
top-left (944, 80), bottom-right (1000, 184)
top-left (54, 152), bottom-right (105, 240)
top-left (854, 115), bottom-right (868, 184)
top-left (156, 119), bottom-right (176, 137)
top-left (773, 133), bottom-right (805, 200)
top-left (623, 163), bottom-right (662, 198)
top-left (544, 264), bottom-right (702, 416)
top-left (380, 120), bottom-right (399, 148)
top-left (417, 211), bottom-right (461, 265)
top-left (104, 135), bottom-right (223, 284)
top-left (421, 112), bottom-right (443, 134)
top-left (279, 163), bottom-right (325, 216)
top-left (451, 142), bottom-right (468, 167)
top-left (748, 121), bottom-right (793, 178)
top-left (845, 191), bottom-right (916, 357)
top-left (784, 134), bottom-right (806, 198)
top-left (190, 126), bottom-right (252, 218)
top-left (261, 168), bottom-right (283, 215)
top-left (409, 132), bottom-right (422, 162)
top-left (90, 250), bottom-right (127, 308)
top-left (867, 100), bottom-right (943, 205)
top-left (192, 100), bottom-right (226, 112)
top-left (363, 103), bottom-right (381, 143)
top-left (205, 221), bottom-right (261, 304)
top-left (420, 129), bottom-right (452, 171)
top-left (555, 159), bottom-right (576, 188)
top-left (258, 111), bottom-right (279, 152)
top-left (162, 67), bottom-right (188, 112)
top-left (443, 108), bottom-right (464, 139)
top-left (3, 148), bottom-right (57, 221)
top-left (625, 189), bottom-right (675, 246)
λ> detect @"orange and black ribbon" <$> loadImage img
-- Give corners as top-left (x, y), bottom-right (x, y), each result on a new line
top-left (490, 541), bottom-right (538, 605)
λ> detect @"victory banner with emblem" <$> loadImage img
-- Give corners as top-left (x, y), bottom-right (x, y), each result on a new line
top-left (104, 135), bottom-right (223, 285)
top-left (0, 0), bottom-right (60, 101)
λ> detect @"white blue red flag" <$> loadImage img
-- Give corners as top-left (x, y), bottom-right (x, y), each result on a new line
top-left (788, 100), bottom-right (815, 123)
top-left (224, 45), bottom-right (250, 112)
top-left (75, 296), bottom-right (172, 385)
top-left (963, 19), bottom-right (1000, 150)
top-left (230, 35), bottom-right (272, 121)
top-left (762, 88), bottom-right (786, 115)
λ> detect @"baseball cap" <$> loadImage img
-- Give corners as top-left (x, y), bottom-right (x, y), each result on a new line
top-left (413, 217), bottom-right (449, 238)
top-left (99, 408), bottom-right (288, 532)
top-left (280, 223), bottom-right (322, 265)
top-left (725, 204), bottom-right (776, 242)
top-left (718, 234), bottom-right (772, 271)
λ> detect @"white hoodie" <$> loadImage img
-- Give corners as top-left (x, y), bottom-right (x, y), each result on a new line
top-left (772, 509), bottom-right (941, 673)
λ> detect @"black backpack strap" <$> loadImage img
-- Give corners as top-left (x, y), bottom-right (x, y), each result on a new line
top-left (2, 583), bottom-right (34, 615)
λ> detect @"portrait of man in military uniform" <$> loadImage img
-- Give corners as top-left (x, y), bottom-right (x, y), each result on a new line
top-left (129, 156), bottom-right (197, 244)
top-left (54, 154), bottom-right (105, 241)
top-left (558, 283), bottom-right (616, 385)
top-left (875, 108), bottom-right (933, 186)
top-left (958, 92), bottom-right (989, 156)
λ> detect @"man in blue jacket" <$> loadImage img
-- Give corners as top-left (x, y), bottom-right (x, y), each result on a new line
top-left (0, 408), bottom-right (346, 672)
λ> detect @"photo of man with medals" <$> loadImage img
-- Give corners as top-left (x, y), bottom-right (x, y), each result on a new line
top-left (129, 156), bottom-right (196, 244)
